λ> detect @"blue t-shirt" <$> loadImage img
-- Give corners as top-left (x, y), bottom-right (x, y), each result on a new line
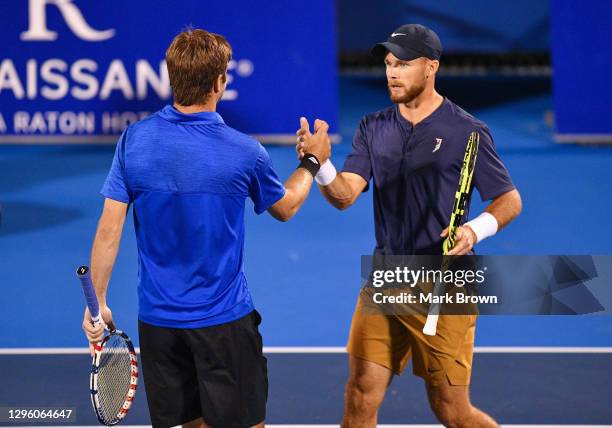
top-left (101, 105), bottom-right (285, 328)
top-left (343, 98), bottom-right (515, 255)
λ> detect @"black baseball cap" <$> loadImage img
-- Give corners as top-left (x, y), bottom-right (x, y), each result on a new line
top-left (371, 24), bottom-right (442, 61)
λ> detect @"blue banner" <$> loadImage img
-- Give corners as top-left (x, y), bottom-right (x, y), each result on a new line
top-left (551, 0), bottom-right (612, 143)
top-left (0, 0), bottom-right (338, 144)
top-left (339, 0), bottom-right (549, 53)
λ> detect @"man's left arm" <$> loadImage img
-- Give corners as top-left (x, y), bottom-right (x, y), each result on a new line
top-left (446, 188), bottom-right (522, 255)
top-left (445, 126), bottom-right (522, 256)
top-left (481, 188), bottom-right (522, 231)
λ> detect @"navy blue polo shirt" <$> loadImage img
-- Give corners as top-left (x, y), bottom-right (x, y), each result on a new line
top-left (343, 98), bottom-right (515, 255)
top-left (101, 105), bottom-right (285, 328)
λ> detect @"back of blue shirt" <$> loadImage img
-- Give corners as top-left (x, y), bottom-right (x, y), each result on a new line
top-left (101, 105), bottom-right (285, 328)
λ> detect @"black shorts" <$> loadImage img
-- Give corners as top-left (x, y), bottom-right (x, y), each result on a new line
top-left (138, 310), bottom-right (268, 428)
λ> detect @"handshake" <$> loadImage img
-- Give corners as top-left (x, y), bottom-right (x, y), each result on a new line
top-left (295, 117), bottom-right (331, 166)
top-left (294, 117), bottom-right (339, 186)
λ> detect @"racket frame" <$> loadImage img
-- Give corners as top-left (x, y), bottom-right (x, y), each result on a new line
top-left (423, 131), bottom-right (479, 336)
top-left (77, 266), bottom-right (139, 426)
top-left (90, 330), bottom-right (139, 426)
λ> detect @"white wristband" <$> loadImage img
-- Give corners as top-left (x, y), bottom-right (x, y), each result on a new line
top-left (315, 160), bottom-right (337, 186)
top-left (465, 212), bottom-right (498, 243)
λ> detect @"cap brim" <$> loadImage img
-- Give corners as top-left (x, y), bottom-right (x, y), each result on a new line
top-left (371, 42), bottom-right (423, 61)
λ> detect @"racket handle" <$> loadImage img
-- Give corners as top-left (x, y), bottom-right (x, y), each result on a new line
top-left (423, 314), bottom-right (439, 336)
top-left (76, 266), bottom-right (102, 327)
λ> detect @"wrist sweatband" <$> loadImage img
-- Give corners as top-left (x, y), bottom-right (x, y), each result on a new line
top-left (465, 212), bottom-right (498, 243)
top-left (298, 153), bottom-right (321, 177)
top-left (315, 160), bottom-right (337, 186)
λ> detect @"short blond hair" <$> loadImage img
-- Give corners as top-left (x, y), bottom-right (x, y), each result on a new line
top-left (166, 28), bottom-right (232, 105)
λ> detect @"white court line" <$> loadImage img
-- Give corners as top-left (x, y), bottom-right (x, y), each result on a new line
top-left (1, 347), bottom-right (612, 355)
top-left (9, 425), bottom-right (612, 428)
top-left (473, 346), bottom-right (612, 353)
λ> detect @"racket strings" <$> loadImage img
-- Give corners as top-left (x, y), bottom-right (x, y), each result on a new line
top-left (97, 335), bottom-right (132, 423)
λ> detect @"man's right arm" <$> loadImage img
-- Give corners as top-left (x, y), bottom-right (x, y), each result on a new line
top-left (267, 168), bottom-right (315, 221)
top-left (267, 118), bottom-right (331, 221)
top-left (318, 172), bottom-right (367, 210)
top-left (295, 118), bottom-right (369, 211)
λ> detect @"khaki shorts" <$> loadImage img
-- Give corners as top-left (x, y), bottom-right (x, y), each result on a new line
top-left (347, 296), bottom-right (477, 386)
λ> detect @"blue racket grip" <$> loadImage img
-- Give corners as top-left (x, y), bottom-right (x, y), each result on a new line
top-left (76, 266), bottom-right (102, 326)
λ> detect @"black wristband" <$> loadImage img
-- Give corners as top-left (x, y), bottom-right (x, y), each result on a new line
top-left (297, 153), bottom-right (321, 177)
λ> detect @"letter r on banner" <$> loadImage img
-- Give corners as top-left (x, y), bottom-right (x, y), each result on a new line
top-left (20, 0), bottom-right (115, 42)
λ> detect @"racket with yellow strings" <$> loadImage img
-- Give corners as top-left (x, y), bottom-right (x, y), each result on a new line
top-left (423, 131), bottom-right (479, 336)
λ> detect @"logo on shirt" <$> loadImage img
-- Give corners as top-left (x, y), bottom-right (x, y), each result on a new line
top-left (433, 138), bottom-right (443, 153)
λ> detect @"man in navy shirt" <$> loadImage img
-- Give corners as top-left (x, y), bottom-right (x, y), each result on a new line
top-left (298, 24), bottom-right (521, 427)
top-left (82, 28), bottom-right (330, 428)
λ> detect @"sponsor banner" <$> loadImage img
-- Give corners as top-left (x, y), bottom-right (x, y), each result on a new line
top-left (360, 255), bottom-right (612, 315)
top-left (551, 0), bottom-right (612, 143)
top-left (0, 0), bottom-right (338, 144)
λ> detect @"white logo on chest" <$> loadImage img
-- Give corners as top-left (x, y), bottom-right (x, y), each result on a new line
top-left (433, 138), bottom-right (443, 153)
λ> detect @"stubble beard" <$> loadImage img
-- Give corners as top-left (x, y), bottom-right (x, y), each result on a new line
top-left (388, 79), bottom-right (427, 104)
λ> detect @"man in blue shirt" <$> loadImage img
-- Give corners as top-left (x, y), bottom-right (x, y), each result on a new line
top-left (298, 24), bottom-right (522, 428)
top-left (82, 28), bottom-right (330, 428)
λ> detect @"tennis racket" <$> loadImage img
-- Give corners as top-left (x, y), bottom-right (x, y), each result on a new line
top-left (423, 131), bottom-right (479, 336)
top-left (76, 266), bottom-right (138, 426)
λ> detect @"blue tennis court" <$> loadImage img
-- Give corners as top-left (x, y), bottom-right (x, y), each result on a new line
top-left (2, 0), bottom-right (612, 425)
top-left (2, 75), bottom-right (612, 426)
